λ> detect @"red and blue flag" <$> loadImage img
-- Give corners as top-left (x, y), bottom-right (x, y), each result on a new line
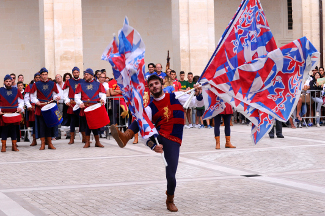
top-left (101, 17), bottom-right (158, 139)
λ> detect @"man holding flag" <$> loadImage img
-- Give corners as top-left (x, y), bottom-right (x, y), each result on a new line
top-left (102, 17), bottom-right (204, 212)
top-left (110, 75), bottom-right (203, 212)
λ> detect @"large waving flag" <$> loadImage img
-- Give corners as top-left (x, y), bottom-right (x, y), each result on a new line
top-left (101, 17), bottom-right (157, 139)
top-left (198, 0), bottom-right (319, 144)
top-left (209, 37), bottom-right (319, 143)
top-left (199, 0), bottom-right (278, 143)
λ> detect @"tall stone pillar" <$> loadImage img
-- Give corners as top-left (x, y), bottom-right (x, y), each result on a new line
top-left (39, 0), bottom-right (83, 78)
top-left (172, 0), bottom-right (215, 76)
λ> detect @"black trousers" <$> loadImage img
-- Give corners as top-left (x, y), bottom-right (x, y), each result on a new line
top-left (129, 121), bottom-right (180, 195)
top-left (1, 124), bottom-right (17, 140)
top-left (80, 116), bottom-right (98, 136)
top-left (269, 120), bottom-right (283, 136)
top-left (70, 113), bottom-right (80, 132)
top-left (36, 115), bottom-right (54, 138)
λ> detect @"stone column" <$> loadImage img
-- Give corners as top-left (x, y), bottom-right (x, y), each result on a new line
top-left (39, 0), bottom-right (83, 78)
top-left (172, 0), bottom-right (215, 76)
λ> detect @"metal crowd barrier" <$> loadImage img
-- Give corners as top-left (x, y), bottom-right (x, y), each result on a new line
top-left (296, 90), bottom-right (325, 128)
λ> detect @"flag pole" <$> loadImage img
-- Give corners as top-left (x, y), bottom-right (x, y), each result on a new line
top-left (155, 137), bottom-right (168, 167)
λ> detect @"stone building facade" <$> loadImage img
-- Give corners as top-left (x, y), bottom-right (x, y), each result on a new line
top-left (0, 0), bottom-right (322, 82)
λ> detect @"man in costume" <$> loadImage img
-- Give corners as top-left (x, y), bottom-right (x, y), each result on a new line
top-left (30, 67), bottom-right (60, 150)
top-left (74, 68), bottom-right (106, 148)
top-left (0, 74), bottom-right (24, 152)
top-left (24, 72), bottom-right (41, 146)
top-left (110, 75), bottom-right (203, 212)
top-left (63, 67), bottom-right (85, 144)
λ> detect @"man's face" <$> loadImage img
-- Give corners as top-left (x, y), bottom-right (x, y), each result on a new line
top-left (10, 75), bottom-right (16, 83)
top-left (4, 79), bottom-right (12, 88)
top-left (99, 75), bottom-right (105, 83)
top-left (18, 83), bottom-right (24, 91)
top-left (156, 64), bottom-right (162, 73)
top-left (84, 73), bottom-right (93, 81)
top-left (148, 65), bottom-right (155, 73)
top-left (97, 72), bottom-right (101, 78)
top-left (34, 76), bottom-right (40, 82)
top-left (312, 69), bottom-right (318, 76)
top-left (102, 71), bottom-right (106, 76)
top-left (40, 72), bottom-right (48, 81)
top-left (18, 76), bottom-right (24, 82)
top-left (148, 79), bottom-right (163, 98)
top-left (170, 72), bottom-right (176, 80)
top-left (180, 74), bottom-right (185, 81)
top-left (188, 74), bottom-right (193, 82)
top-left (72, 70), bottom-right (80, 79)
top-left (55, 75), bottom-right (62, 83)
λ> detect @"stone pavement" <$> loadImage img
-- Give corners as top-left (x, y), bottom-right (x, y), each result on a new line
top-left (0, 124), bottom-right (324, 216)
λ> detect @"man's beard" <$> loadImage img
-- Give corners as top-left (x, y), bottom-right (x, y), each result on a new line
top-left (73, 75), bottom-right (79, 79)
top-left (152, 86), bottom-right (163, 98)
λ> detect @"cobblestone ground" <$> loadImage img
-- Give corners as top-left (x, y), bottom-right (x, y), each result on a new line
top-left (0, 124), bottom-right (324, 215)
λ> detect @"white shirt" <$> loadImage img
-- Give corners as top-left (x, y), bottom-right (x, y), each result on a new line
top-left (56, 82), bottom-right (64, 103)
top-left (102, 82), bottom-right (109, 91)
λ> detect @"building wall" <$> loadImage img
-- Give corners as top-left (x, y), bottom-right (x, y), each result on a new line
top-left (82, 0), bottom-right (173, 77)
top-left (0, 0), bottom-right (41, 83)
top-left (214, 0), bottom-right (293, 48)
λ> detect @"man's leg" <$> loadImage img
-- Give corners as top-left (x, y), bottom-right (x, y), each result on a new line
top-left (111, 121), bottom-right (138, 148)
top-left (275, 120), bottom-right (284, 138)
top-left (37, 116), bottom-right (46, 150)
top-left (69, 114), bottom-right (76, 144)
top-left (1, 126), bottom-right (9, 152)
top-left (186, 109), bottom-right (192, 127)
top-left (9, 124), bottom-right (19, 151)
top-left (159, 136), bottom-right (180, 212)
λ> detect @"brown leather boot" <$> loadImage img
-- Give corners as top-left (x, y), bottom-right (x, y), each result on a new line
top-left (83, 136), bottom-right (91, 148)
top-left (30, 134), bottom-right (37, 146)
top-left (166, 191), bottom-right (178, 212)
top-left (94, 135), bottom-right (104, 148)
top-left (12, 140), bottom-right (19, 151)
top-left (215, 136), bottom-right (220, 149)
top-left (133, 133), bottom-right (138, 144)
top-left (81, 132), bottom-right (86, 143)
top-left (39, 138), bottom-right (46, 150)
top-left (47, 137), bottom-right (56, 150)
top-left (68, 132), bottom-right (75, 144)
top-left (1, 140), bottom-right (6, 152)
top-left (110, 125), bottom-right (134, 148)
top-left (225, 136), bottom-right (236, 148)
top-left (230, 121), bottom-right (233, 126)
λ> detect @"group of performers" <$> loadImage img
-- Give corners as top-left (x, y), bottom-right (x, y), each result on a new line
top-left (0, 67), bottom-right (107, 152)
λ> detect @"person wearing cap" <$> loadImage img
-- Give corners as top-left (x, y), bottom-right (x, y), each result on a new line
top-left (24, 72), bottom-right (41, 146)
top-left (0, 74), bottom-right (24, 152)
top-left (74, 68), bottom-right (106, 148)
top-left (63, 66), bottom-right (86, 144)
top-left (30, 67), bottom-right (61, 150)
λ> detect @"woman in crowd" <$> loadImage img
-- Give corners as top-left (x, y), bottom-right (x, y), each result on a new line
top-left (63, 73), bottom-right (72, 82)
top-left (213, 103), bottom-right (236, 149)
top-left (309, 72), bottom-right (324, 127)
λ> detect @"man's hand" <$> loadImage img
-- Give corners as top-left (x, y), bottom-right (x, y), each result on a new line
top-left (55, 96), bottom-right (61, 101)
top-left (154, 144), bottom-right (163, 153)
top-left (17, 108), bottom-right (22, 113)
top-left (36, 101), bottom-right (41, 106)
top-left (27, 107), bottom-right (32, 111)
top-left (0, 111), bottom-right (3, 115)
top-left (100, 99), bottom-right (105, 105)
top-left (79, 103), bottom-right (85, 108)
top-left (66, 102), bottom-right (71, 107)
top-left (194, 84), bottom-right (202, 95)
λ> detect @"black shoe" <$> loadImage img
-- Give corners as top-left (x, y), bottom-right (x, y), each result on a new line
top-left (277, 134), bottom-right (284, 138)
top-left (269, 135), bottom-right (274, 139)
top-left (56, 137), bottom-right (61, 140)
